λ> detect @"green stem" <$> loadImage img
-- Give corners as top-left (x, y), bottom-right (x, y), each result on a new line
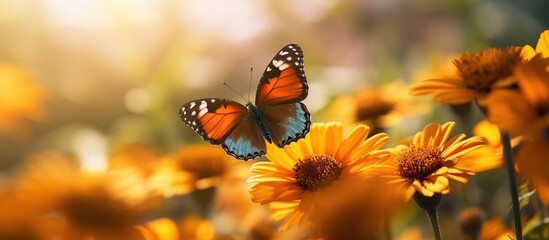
top-left (413, 193), bottom-right (442, 240)
top-left (426, 207), bottom-right (442, 240)
top-left (384, 217), bottom-right (392, 240)
top-left (500, 132), bottom-right (523, 240)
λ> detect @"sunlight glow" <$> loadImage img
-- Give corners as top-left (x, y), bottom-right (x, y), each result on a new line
top-left (72, 128), bottom-right (108, 172)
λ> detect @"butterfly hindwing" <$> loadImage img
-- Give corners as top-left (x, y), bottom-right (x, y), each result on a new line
top-left (221, 117), bottom-right (267, 160)
top-left (262, 102), bottom-right (311, 148)
top-left (255, 44), bottom-right (308, 107)
top-left (179, 98), bottom-right (248, 144)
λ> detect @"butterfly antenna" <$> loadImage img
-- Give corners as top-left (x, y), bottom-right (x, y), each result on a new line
top-left (248, 66), bottom-right (254, 102)
top-left (222, 81), bottom-right (248, 103)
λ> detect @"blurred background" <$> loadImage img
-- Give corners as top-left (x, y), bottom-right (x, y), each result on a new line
top-left (1, 0), bottom-right (548, 239)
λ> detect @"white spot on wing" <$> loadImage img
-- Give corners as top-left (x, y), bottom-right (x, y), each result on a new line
top-left (191, 111), bottom-right (196, 116)
top-left (287, 56), bottom-right (292, 61)
top-left (199, 100), bottom-right (208, 110)
top-left (267, 67), bottom-right (271, 72)
top-left (198, 108), bottom-right (208, 117)
top-left (279, 63), bottom-right (290, 71)
top-left (210, 99), bottom-right (216, 103)
top-left (279, 50), bottom-right (289, 56)
top-left (272, 60), bottom-right (284, 68)
top-left (189, 102), bottom-right (196, 108)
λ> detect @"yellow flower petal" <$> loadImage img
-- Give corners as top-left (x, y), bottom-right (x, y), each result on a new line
top-left (486, 90), bottom-right (537, 133)
top-left (535, 30), bottom-right (549, 58)
top-left (324, 122), bottom-right (343, 156)
top-left (423, 175), bottom-right (450, 193)
top-left (265, 142), bottom-right (295, 170)
top-left (442, 136), bottom-right (484, 161)
top-left (516, 138), bottom-right (549, 204)
top-left (515, 56), bottom-right (549, 107)
top-left (335, 124), bottom-right (369, 165)
top-left (309, 123), bottom-right (327, 154)
top-left (521, 45), bottom-right (537, 60)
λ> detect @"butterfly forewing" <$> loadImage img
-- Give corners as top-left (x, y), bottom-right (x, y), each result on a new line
top-left (255, 44), bottom-right (308, 107)
top-left (179, 98), bottom-right (248, 144)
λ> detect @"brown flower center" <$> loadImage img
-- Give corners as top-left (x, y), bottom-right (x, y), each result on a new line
top-left (354, 92), bottom-right (396, 122)
top-left (396, 146), bottom-right (445, 180)
top-left (63, 188), bottom-right (134, 231)
top-left (293, 154), bottom-right (342, 191)
top-left (454, 47), bottom-right (523, 92)
top-left (356, 101), bottom-right (395, 122)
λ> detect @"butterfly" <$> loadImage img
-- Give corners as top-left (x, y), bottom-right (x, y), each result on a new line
top-left (179, 44), bottom-right (311, 161)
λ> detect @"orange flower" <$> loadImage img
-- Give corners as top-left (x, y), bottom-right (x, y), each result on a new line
top-left (485, 55), bottom-right (549, 204)
top-left (18, 152), bottom-right (155, 239)
top-left (146, 144), bottom-right (239, 197)
top-left (0, 63), bottom-right (47, 138)
top-left (410, 47), bottom-right (524, 105)
top-left (247, 122), bottom-right (390, 231)
top-left (378, 122), bottom-right (489, 200)
top-left (487, 56), bottom-right (549, 136)
top-left (327, 81), bottom-right (428, 130)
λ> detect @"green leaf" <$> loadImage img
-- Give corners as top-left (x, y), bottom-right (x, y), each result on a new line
top-left (518, 183), bottom-right (536, 209)
top-left (523, 214), bottom-right (549, 240)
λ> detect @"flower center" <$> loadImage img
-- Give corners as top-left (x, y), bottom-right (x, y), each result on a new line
top-left (396, 146), bottom-right (445, 180)
top-left (293, 154), bottom-right (342, 191)
top-left (454, 47), bottom-right (523, 92)
top-left (356, 101), bottom-right (395, 122)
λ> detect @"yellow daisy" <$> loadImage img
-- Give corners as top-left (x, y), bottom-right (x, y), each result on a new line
top-left (486, 55), bottom-right (549, 204)
top-left (175, 144), bottom-right (233, 181)
top-left (18, 152), bottom-right (156, 240)
top-left (486, 56), bottom-right (549, 136)
top-left (247, 122), bottom-right (391, 231)
top-left (410, 47), bottom-right (524, 105)
top-left (0, 62), bottom-right (48, 138)
top-left (328, 81), bottom-right (428, 131)
top-left (378, 121), bottom-right (488, 200)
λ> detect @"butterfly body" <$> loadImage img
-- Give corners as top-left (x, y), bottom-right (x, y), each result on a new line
top-left (246, 103), bottom-right (272, 142)
top-left (179, 44), bottom-right (310, 160)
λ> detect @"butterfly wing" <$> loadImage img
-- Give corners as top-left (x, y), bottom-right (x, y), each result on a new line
top-left (221, 117), bottom-right (267, 160)
top-left (179, 98), bottom-right (248, 144)
top-left (254, 44), bottom-right (311, 148)
top-left (261, 102), bottom-right (311, 148)
top-left (179, 98), bottom-right (267, 160)
top-left (255, 44), bottom-right (308, 107)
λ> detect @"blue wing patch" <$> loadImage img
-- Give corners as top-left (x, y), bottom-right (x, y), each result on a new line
top-left (221, 117), bottom-right (267, 161)
top-left (262, 102), bottom-right (311, 148)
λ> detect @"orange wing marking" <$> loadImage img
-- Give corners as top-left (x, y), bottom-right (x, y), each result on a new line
top-left (257, 67), bottom-right (304, 105)
top-left (199, 104), bottom-right (247, 141)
